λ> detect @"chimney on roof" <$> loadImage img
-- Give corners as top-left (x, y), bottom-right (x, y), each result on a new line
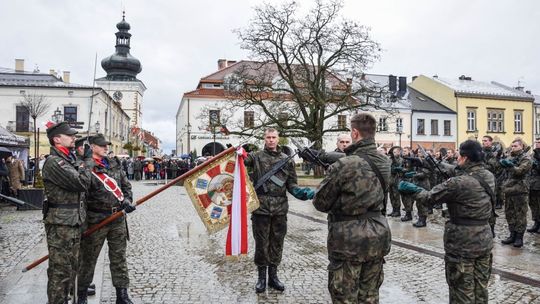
top-left (63, 71), bottom-right (70, 83)
top-left (49, 69), bottom-right (57, 77)
top-left (388, 75), bottom-right (397, 92)
top-left (15, 59), bottom-right (24, 72)
top-left (398, 76), bottom-right (407, 92)
top-left (218, 59), bottom-right (227, 70)
top-left (227, 60), bottom-right (237, 66)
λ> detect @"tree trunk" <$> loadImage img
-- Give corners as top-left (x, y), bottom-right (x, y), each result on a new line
top-left (33, 118), bottom-right (37, 187)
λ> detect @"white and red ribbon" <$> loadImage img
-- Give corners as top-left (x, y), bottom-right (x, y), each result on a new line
top-left (225, 147), bottom-right (248, 256)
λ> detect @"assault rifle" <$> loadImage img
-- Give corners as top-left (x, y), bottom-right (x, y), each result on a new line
top-left (0, 193), bottom-right (40, 209)
top-left (417, 145), bottom-right (449, 180)
top-left (253, 151), bottom-right (298, 191)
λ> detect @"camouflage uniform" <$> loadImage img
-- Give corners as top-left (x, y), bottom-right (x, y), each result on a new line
top-left (528, 149), bottom-right (540, 225)
top-left (412, 166), bottom-right (431, 218)
top-left (411, 161), bottom-right (494, 304)
top-left (245, 146), bottom-right (301, 267)
top-left (483, 146), bottom-right (504, 208)
top-left (501, 150), bottom-right (532, 234)
top-left (401, 157), bottom-right (415, 217)
top-left (78, 156), bottom-right (133, 292)
top-left (313, 138), bottom-right (391, 304)
top-left (42, 147), bottom-right (91, 304)
top-left (389, 155), bottom-right (403, 215)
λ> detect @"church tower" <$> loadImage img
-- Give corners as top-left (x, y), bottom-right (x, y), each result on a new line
top-left (96, 12), bottom-right (146, 127)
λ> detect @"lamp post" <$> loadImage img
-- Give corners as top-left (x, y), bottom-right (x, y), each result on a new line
top-left (396, 125), bottom-right (403, 147)
top-left (52, 107), bottom-right (63, 123)
top-left (94, 121), bottom-right (101, 134)
top-left (187, 123), bottom-right (192, 155)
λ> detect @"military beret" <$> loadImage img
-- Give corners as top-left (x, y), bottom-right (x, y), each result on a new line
top-left (89, 134), bottom-right (111, 146)
top-left (75, 136), bottom-right (89, 148)
top-left (46, 121), bottom-right (78, 139)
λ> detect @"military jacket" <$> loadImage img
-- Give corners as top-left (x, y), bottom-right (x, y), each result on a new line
top-left (501, 150), bottom-right (532, 195)
top-left (313, 138), bottom-right (391, 262)
top-left (483, 146), bottom-right (503, 179)
top-left (390, 156), bottom-right (404, 186)
top-left (42, 147), bottom-right (91, 226)
top-left (529, 149), bottom-right (540, 191)
top-left (414, 162), bottom-right (494, 258)
top-left (85, 156), bottom-right (133, 224)
top-left (245, 146), bottom-right (300, 216)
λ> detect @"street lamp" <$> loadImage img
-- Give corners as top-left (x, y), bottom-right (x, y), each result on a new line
top-left (187, 123), bottom-right (192, 155)
top-left (94, 121), bottom-right (101, 133)
top-left (396, 124), bottom-right (403, 147)
top-left (52, 107), bottom-right (63, 123)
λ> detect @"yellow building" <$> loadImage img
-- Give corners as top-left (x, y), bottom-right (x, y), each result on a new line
top-left (409, 75), bottom-right (535, 147)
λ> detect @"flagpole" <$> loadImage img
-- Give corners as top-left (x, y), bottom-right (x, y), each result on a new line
top-left (23, 146), bottom-right (237, 272)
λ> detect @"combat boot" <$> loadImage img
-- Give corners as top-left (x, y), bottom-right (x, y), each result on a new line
top-left (513, 232), bottom-right (524, 248)
top-left (387, 209), bottom-right (400, 217)
top-left (401, 211), bottom-right (412, 222)
top-left (527, 221), bottom-right (540, 233)
top-left (255, 266), bottom-right (267, 293)
top-left (268, 265), bottom-right (285, 291)
top-left (501, 231), bottom-right (516, 245)
top-left (88, 283), bottom-right (96, 296)
top-left (495, 201), bottom-right (503, 209)
top-left (413, 216), bottom-right (427, 228)
top-left (77, 291), bottom-right (88, 304)
top-left (115, 288), bottom-right (134, 304)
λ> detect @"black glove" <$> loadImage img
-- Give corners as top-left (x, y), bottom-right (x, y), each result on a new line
top-left (120, 199), bottom-right (136, 213)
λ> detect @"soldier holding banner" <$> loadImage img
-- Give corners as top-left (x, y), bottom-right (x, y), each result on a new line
top-left (42, 122), bottom-right (91, 304)
top-left (245, 128), bottom-right (315, 293)
top-left (77, 134), bottom-right (136, 304)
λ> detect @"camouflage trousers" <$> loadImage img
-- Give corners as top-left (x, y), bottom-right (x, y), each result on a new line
top-left (388, 182), bottom-right (401, 212)
top-left (45, 224), bottom-right (81, 304)
top-left (78, 216), bottom-right (129, 290)
top-left (445, 253), bottom-right (492, 304)
top-left (529, 190), bottom-right (540, 221)
top-left (504, 193), bottom-right (529, 233)
top-left (403, 197), bottom-right (428, 217)
top-left (328, 258), bottom-right (385, 304)
top-left (252, 214), bottom-right (287, 267)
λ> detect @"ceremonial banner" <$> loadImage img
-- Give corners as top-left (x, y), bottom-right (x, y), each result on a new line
top-left (184, 147), bottom-right (259, 234)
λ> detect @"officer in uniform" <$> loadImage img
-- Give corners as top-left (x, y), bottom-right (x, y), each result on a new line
top-left (313, 113), bottom-right (391, 304)
top-left (528, 138), bottom-right (540, 233)
top-left (245, 128), bottom-right (314, 293)
top-left (400, 147), bottom-right (415, 222)
top-left (42, 122), bottom-right (91, 304)
top-left (77, 134), bottom-right (136, 304)
top-left (399, 140), bottom-right (494, 303)
top-left (500, 138), bottom-right (532, 247)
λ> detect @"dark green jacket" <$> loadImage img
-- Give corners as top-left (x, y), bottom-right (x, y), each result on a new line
top-left (245, 146), bottom-right (300, 216)
top-left (85, 156), bottom-right (133, 224)
top-left (414, 162), bottom-right (494, 258)
top-left (42, 147), bottom-right (91, 226)
top-left (313, 138), bottom-right (392, 262)
top-left (530, 149), bottom-right (540, 191)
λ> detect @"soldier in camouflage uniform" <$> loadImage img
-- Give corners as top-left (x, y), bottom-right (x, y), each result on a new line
top-left (528, 138), bottom-right (540, 233)
top-left (408, 161), bottom-right (431, 228)
top-left (313, 113), bottom-right (391, 304)
top-left (400, 147), bottom-right (415, 222)
top-left (399, 140), bottom-right (494, 304)
top-left (245, 128), bottom-right (314, 293)
top-left (42, 122), bottom-right (92, 304)
top-left (482, 136), bottom-right (504, 209)
top-left (500, 138), bottom-right (532, 247)
top-left (77, 134), bottom-right (136, 304)
top-left (388, 146), bottom-right (403, 217)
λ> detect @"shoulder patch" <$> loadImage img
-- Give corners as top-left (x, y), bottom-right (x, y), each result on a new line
top-left (57, 160), bottom-right (65, 166)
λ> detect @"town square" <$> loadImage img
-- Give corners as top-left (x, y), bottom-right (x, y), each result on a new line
top-left (1, 1), bottom-right (540, 303)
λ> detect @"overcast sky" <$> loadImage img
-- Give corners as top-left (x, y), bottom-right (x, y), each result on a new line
top-left (1, 0), bottom-right (539, 153)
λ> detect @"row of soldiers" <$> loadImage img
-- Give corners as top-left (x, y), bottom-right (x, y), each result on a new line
top-left (387, 135), bottom-right (540, 247)
top-left (42, 121), bottom-right (135, 304)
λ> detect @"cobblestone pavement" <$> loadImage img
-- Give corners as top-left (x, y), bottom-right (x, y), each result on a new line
top-left (3, 180), bottom-right (540, 303)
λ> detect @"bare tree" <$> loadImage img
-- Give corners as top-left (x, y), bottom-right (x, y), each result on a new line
top-left (20, 92), bottom-right (50, 183)
top-left (212, 0), bottom-right (397, 148)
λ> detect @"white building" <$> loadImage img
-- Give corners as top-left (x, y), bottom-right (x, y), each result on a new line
top-left (177, 59), bottom-right (411, 156)
top-left (0, 59), bottom-right (131, 156)
top-left (534, 95), bottom-right (540, 139)
top-left (409, 87), bottom-right (457, 150)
